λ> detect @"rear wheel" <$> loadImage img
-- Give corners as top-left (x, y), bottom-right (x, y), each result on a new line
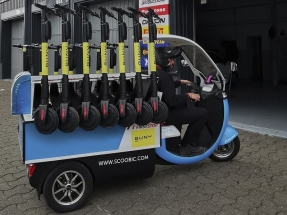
top-left (209, 136), bottom-right (240, 162)
top-left (43, 161), bottom-right (93, 213)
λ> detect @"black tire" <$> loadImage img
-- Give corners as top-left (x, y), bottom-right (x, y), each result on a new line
top-left (209, 136), bottom-right (240, 162)
top-left (78, 105), bottom-right (101, 131)
top-left (118, 103), bottom-right (137, 127)
top-left (135, 101), bottom-right (153, 126)
top-left (100, 104), bottom-right (119, 128)
top-left (34, 108), bottom-right (59, 134)
top-left (57, 106), bottom-right (80, 133)
top-left (43, 161), bottom-right (93, 213)
top-left (151, 101), bottom-right (169, 124)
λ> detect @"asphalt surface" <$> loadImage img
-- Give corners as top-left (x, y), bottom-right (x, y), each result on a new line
top-left (1, 79), bottom-right (287, 215)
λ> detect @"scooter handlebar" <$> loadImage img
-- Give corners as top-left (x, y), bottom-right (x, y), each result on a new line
top-left (54, 4), bottom-right (80, 17)
top-left (111, 7), bottom-right (132, 18)
top-left (77, 4), bottom-right (100, 18)
top-left (48, 44), bottom-right (61, 50)
top-left (13, 43), bottom-right (40, 49)
top-left (89, 44), bottom-right (101, 49)
top-left (73, 43), bottom-right (83, 48)
top-left (34, 3), bottom-right (57, 15)
top-left (12, 44), bottom-right (22, 48)
top-left (107, 42), bottom-right (128, 48)
top-left (127, 7), bottom-right (145, 18)
top-left (30, 43), bottom-right (41, 48)
top-left (147, 7), bottom-right (163, 22)
top-left (34, 3), bottom-right (49, 10)
top-left (99, 6), bottom-right (117, 20)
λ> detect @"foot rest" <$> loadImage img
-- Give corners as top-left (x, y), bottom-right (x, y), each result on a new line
top-left (161, 125), bottom-right (180, 139)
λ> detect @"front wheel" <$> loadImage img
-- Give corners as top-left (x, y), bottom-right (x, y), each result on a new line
top-left (151, 101), bottom-right (168, 124)
top-left (209, 136), bottom-right (240, 162)
top-left (118, 103), bottom-right (137, 127)
top-left (43, 161), bottom-right (93, 213)
top-left (57, 106), bottom-right (80, 133)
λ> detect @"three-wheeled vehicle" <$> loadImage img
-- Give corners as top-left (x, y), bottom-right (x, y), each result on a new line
top-left (11, 34), bottom-right (239, 213)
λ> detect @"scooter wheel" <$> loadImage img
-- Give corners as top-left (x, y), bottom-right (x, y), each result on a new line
top-left (135, 101), bottom-right (153, 126)
top-left (100, 104), bottom-right (119, 128)
top-left (209, 136), bottom-right (240, 162)
top-left (151, 101), bottom-right (169, 124)
top-left (34, 108), bottom-right (59, 134)
top-left (118, 103), bottom-right (137, 127)
top-left (57, 107), bottom-right (79, 133)
top-left (78, 105), bottom-right (101, 131)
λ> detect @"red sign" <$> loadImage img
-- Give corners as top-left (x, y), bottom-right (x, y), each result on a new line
top-left (139, 4), bottom-right (169, 16)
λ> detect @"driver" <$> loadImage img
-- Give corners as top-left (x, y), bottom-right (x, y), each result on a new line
top-left (155, 46), bottom-right (208, 156)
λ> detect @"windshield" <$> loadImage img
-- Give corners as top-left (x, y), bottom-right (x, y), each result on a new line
top-left (181, 45), bottom-right (218, 78)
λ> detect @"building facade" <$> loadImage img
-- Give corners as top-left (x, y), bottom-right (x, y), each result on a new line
top-left (0, 0), bottom-right (195, 80)
top-left (1, 0), bottom-right (286, 87)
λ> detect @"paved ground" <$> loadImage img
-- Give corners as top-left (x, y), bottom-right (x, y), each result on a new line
top-left (1, 79), bottom-right (287, 215)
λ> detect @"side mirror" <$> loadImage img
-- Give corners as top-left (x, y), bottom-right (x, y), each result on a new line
top-left (231, 62), bottom-right (237, 72)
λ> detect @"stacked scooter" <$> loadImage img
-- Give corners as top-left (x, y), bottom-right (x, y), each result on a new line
top-left (12, 3), bottom-right (169, 134)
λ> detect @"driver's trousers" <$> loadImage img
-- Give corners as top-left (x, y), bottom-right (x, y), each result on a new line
top-left (165, 100), bottom-right (208, 152)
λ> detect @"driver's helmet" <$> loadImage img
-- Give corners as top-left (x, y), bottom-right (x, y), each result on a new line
top-left (155, 46), bottom-right (182, 72)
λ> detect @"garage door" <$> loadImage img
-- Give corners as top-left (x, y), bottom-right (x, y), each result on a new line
top-left (11, 19), bottom-right (24, 78)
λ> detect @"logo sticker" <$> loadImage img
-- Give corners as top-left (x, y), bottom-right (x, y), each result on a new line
top-left (131, 128), bottom-right (156, 148)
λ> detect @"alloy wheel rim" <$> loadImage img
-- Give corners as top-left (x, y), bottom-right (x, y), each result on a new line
top-left (213, 141), bottom-right (235, 158)
top-left (52, 170), bottom-right (85, 206)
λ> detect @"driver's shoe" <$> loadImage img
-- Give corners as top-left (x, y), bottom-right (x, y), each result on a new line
top-left (178, 144), bottom-right (205, 156)
top-left (190, 146), bottom-right (205, 155)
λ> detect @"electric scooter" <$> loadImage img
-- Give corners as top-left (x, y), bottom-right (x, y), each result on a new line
top-left (141, 8), bottom-right (169, 124)
top-left (75, 4), bottom-right (101, 130)
top-left (33, 3), bottom-right (59, 134)
top-left (110, 7), bottom-right (137, 127)
top-left (97, 6), bottom-right (119, 128)
top-left (142, 34), bottom-right (241, 165)
top-left (126, 7), bottom-right (154, 125)
top-left (52, 4), bottom-right (80, 133)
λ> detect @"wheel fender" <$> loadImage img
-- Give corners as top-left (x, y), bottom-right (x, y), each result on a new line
top-left (219, 124), bottom-right (238, 146)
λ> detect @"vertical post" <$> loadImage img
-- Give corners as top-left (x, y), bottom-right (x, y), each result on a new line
top-left (0, 5), bottom-right (2, 78)
top-left (192, 0), bottom-right (196, 41)
top-left (270, 0), bottom-right (278, 87)
top-left (24, 0), bottom-right (33, 73)
top-left (74, 3), bottom-right (82, 75)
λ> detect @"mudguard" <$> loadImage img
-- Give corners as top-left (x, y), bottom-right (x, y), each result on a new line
top-left (156, 99), bottom-right (231, 165)
top-left (218, 124), bottom-right (238, 146)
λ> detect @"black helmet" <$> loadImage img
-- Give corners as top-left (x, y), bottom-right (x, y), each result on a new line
top-left (155, 46), bottom-right (182, 71)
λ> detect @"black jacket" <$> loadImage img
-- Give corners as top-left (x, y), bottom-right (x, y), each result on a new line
top-left (156, 68), bottom-right (189, 109)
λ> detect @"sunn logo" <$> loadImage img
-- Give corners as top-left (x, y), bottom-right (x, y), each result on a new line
top-left (135, 135), bottom-right (153, 142)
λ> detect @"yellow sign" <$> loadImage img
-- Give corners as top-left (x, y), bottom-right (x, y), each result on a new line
top-left (131, 128), bottom-right (156, 148)
top-left (142, 25), bottom-right (170, 35)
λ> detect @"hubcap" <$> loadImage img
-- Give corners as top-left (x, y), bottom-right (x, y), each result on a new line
top-left (213, 141), bottom-right (235, 158)
top-left (52, 170), bottom-right (85, 206)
